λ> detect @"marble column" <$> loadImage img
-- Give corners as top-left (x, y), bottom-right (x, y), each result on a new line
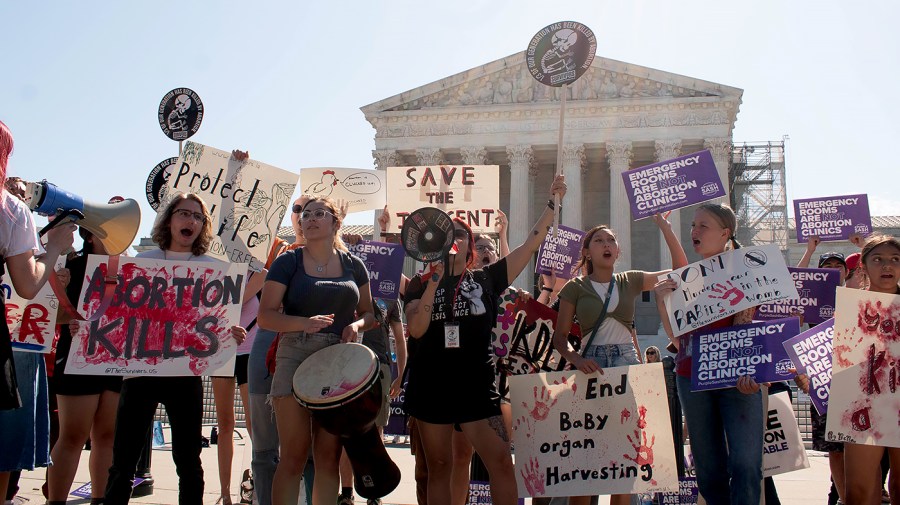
top-left (655, 140), bottom-right (683, 270)
top-left (506, 145), bottom-right (535, 291)
top-left (416, 147), bottom-right (443, 166)
top-left (607, 141), bottom-right (634, 270)
top-left (372, 149), bottom-right (401, 238)
top-left (459, 146), bottom-right (488, 165)
top-left (704, 137), bottom-right (732, 206)
top-left (561, 144), bottom-right (586, 231)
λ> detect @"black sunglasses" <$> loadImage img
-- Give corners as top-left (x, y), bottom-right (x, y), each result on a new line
top-left (646, 350), bottom-right (658, 355)
top-left (292, 204), bottom-right (303, 214)
top-left (453, 229), bottom-right (469, 239)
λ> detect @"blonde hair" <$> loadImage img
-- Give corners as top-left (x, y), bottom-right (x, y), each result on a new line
top-left (151, 193), bottom-right (214, 256)
top-left (697, 203), bottom-right (741, 250)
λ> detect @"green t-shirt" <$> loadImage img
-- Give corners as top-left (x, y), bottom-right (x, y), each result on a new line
top-left (559, 271), bottom-right (645, 344)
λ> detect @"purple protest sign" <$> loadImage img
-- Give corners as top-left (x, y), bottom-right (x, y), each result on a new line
top-left (782, 319), bottom-right (834, 416)
top-left (793, 194), bottom-right (871, 243)
top-left (535, 225), bottom-right (584, 280)
top-left (691, 318), bottom-right (800, 391)
top-left (756, 267), bottom-right (839, 325)
top-left (622, 150), bottom-right (725, 220)
top-left (347, 240), bottom-right (405, 300)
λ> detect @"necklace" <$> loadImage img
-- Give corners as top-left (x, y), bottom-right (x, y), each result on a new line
top-left (310, 251), bottom-right (333, 273)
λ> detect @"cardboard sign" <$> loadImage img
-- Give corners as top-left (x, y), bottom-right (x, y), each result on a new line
top-left (793, 194), bottom-right (871, 243)
top-left (347, 240), bottom-right (405, 300)
top-left (763, 391), bottom-right (810, 477)
top-left (2, 257), bottom-right (65, 352)
top-left (782, 319), bottom-right (835, 416)
top-left (300, 167), bottom-right (386, 213)
top-left (756, 267), bottom-right (839, 325)
top-left (165, 141), bottom-right (299, 272)
top-left (622, 150), bottom-right (725, 220)
top-left (690, 318), bottom-right (800, 391)
top-left (65, 255), bottom-right (247, 376)
top-left (826, 288), bottom-right (900, 446)
top-left (535, 225), bottom-right (585, 279)
top-left (662, 244), bottom-right (798, 338)
top-left (510, 365), bottom-right (678, 497)
top-left (385, 165), bottom-right (500, 233)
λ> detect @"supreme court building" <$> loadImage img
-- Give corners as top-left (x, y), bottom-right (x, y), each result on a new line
top-left (360, 52), bottom-right (742, 334)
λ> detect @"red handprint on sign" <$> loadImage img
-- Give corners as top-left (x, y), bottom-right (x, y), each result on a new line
top-left (709, 280), bottom-right (745, 308)
top-left (520, 456), bottom-right (545, 496)
top-left (551, 375), bottom-right (577, 394)
top-left (623, 429), bottom-right (656, 466)
top-left (514, 415), bottom-right (535, 440)
top-left (521, 385), bottom-right (558, 421)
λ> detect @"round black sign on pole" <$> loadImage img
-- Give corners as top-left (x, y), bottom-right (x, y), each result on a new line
top-left (400, 207), bottom-right (455, 263)
top-left (158, 88), bottom-right (204, 141)
top-left (145, 157), bottom-right (178, 211)
top-left (525, 21), bottom-right (597, 87)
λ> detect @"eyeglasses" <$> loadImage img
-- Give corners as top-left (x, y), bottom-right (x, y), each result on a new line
top-left (172, 208), bottom-right (206, 223)
top-left (299, 209), bottom-right (336, 222)
top-left (292, 204), bottom-right (304, 214)
top-left (475, 244), bottom-right (496, 253)
top-left (453, 229), bottom-right (469, 239)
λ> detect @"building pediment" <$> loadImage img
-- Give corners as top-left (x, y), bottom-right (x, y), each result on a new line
top-left (361, 52), bottom-right (742, 116)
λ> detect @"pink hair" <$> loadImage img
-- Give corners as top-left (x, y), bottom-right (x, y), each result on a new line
top-left (0, 120), bottom-right (12, 190)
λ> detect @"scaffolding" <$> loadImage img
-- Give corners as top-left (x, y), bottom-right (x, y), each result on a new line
top-left (729, 141), bottom-right (789, 257)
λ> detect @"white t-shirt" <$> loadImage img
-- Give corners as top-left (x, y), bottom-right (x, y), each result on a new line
top-left (0, 192), bottom-right (40, 261)
top-left (589, 279), bottom-right (632, 345)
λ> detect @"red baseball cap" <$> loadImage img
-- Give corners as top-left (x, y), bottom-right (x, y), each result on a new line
top-left (845, 252), bottom-right (861, 271)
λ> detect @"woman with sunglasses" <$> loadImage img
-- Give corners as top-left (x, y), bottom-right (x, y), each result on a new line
top-left (644, 346), bottom-right (661, 363)
top-left (258, 196), bottom-right (375, 505)
top-left (653, 203), bottom-right (763, 505)
top-left (403, 175), bottom-right (566, 505)
top-left (550, 214), bottom-right (685, 505)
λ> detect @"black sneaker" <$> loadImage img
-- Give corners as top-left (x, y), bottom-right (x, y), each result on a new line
top-left (366, 499), bottom-right (382, 505)
top-left (337, 495), bottom-right (354, 505)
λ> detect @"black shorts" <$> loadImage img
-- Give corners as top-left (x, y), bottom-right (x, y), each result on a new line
top-left (404, 362), bottom-right (501, 425)
top-left (810, 404), bottom-right (843, 453)
top-left (53, 350), bottom-right (123, 396)
top-left (212, 354), bottom-right (250, 386)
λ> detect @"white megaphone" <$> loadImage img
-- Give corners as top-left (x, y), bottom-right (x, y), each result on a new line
top-left (23, 180), bottom-right (142, 256)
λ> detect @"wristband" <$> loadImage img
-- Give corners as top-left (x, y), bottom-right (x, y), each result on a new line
top-left (541, 286), bottom-right (553, 292)
top-left (547, 199), bottom-right (555, 210)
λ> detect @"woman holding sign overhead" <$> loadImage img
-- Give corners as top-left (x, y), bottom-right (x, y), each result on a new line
top-left (842, 234), bottom-right (900, 505)
top-left (402, 175), bottom-right (566, 505)
top-left (653, 202), bottom-right (763, 505)
top-left (551, 213), bottom-right (686, 505)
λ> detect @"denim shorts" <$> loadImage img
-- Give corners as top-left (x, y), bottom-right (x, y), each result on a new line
top-left (583, 343), bottom-right (641, 368)
top-left (269, 332), bottom-right (342, 399)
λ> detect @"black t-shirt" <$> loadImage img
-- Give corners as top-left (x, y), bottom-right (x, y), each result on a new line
top-left (402, 258), bottom-right (511, 422)
top-left (361, 298), bottom-right (402, 364)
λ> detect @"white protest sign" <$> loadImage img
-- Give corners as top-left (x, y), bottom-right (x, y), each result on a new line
top-left (165, 141), bottom-right (299, 272)
top-left (65, 255), bottom-right (247, 376)
top-left (385, 165), bottom-right (499, 233)
top-left (826, 287), bottom-right (900, 447)
top-left (1, 256), bottom-right (65, 353)
top-left (662, 244), bottom-right (798, 338)
top-left (510, 365), bottom-right (677, 497)
top-left (763, 391), bottom-right (809, 477)
top-left (300, 167), bottom-right (386, 213)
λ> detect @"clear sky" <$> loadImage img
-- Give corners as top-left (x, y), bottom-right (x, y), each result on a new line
top-left (2, 0), bottom-right (897, 245)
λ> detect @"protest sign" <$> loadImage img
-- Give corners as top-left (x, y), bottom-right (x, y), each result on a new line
top-left (385, 165), bottom-right (499, 233)
top-left (691, 318), bottom-right (800, 391)
top-left (653, 446), bottom-right (698, 505)
top-left (72, 479), bottom-right (144, 500)
top-left (826, 288), bottom-right (900, 446)
top-left (763, 391), bottom-right (810, 477)
top-left (164, 141), bottom-right (299, 272)
top-left (662, 244), bottom-right (798, 337)
top-left (783, 319), bottom-right (834, 416)
top-left (793, 194), bottom-right (871, 243)
top-left (622, 150), bottom-right (725, 220)
top-left (510, 365), bottom-right (677, 497)
top-left (347, 240), bottom-right (405, 300)
top-left (535, 225), bottom-right (585, 279)
top-left (756, 267), bottom-right (839, 325)
top-left (300, 167), bottom-right (386, 213)
top-left (65, 255), bottom-right (247, 376)
top-left (2, 256), bottom-right (65, 352)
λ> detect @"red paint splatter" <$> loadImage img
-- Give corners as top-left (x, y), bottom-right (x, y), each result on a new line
top-left (623, 429), bottom-right (655, 466)
top-left (834, 344), bottom-right (854, 368)
top-left (522, 385), bottom-right (558, 421)
top-left (620, 408), bottom-right (631, 425)
top-left (636, 405), bottom-right (648, 429)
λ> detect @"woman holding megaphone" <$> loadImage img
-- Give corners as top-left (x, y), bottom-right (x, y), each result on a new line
top-left (402, 175), bottom-right (566, 505)
top-left (0, 120), bottom-right (77, 501)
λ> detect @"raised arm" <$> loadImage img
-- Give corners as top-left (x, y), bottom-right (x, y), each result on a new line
top-left (404, 263), bottom-right (444, 338)
top-left (797, 236), bottom-right (820, 268)
top-left (495, 209), bottom-right (511, 258)
top-left (7, 221), bottom-right (75, 299)
top-left (654, 213), bottom-right (688, 270)
top-left (503, 175), bottom-right (567, 284)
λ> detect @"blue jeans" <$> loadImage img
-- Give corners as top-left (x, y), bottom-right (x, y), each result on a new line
top-left (248, 329), bottom-right (314, 505)
top-left (0, 352), bottom-right (50, 472)
top-left (676, 375), bottom-right (763, 505)
top-left (583, 343), bottom-right (640, 368)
